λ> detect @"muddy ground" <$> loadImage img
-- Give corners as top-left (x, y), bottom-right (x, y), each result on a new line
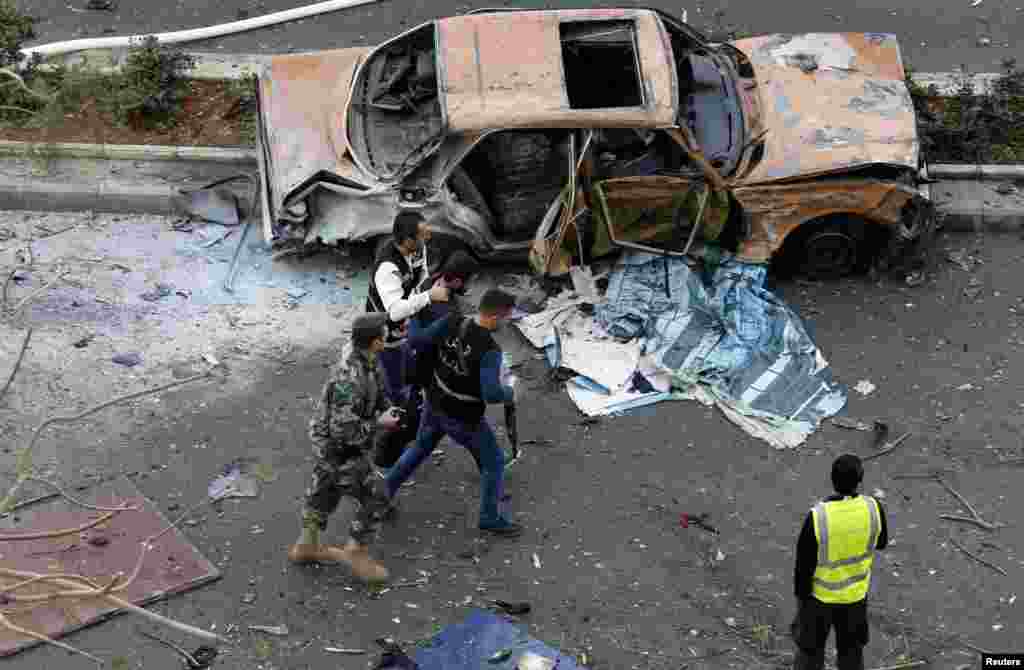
top-left (1, 211), bottom-right (1022, 670)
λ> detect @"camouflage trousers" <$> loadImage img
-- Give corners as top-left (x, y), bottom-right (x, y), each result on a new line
top-left (303, 446), bottom-right (392, 546)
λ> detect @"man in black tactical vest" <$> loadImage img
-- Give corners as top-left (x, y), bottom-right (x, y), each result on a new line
top-left (382, 288), bottom-right (523, 537)
top-left (366, 212), bottom-right (450, 472)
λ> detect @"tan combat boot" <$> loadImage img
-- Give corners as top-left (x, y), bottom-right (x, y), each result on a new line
top-left (287, 543), bottom-right (351, 565)
top-left (337, 539), bottom-right (389, 583)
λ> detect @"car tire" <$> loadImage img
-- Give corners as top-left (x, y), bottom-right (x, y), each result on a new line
top-left (793, 218), bottom-right (866, 280)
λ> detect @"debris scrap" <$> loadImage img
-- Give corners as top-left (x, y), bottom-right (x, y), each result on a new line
top-left (488, 648), bottom-right (513, 663)
top-left (111, 352), bottom-right (143, 367)
top-left (139, 283), bottom-right (174, 302)
top-left (832, 417), bottom-right (873, 431)
top-left (862, 432), bottom-right (911, 461)
top-left (208, 460), bottom-right (263, 499)
top-left (248, 624), bottom-right (289, 636)
top-left (491, 600), bottom-right (532, 615)
top-left (520, 252), bottom-right (845, 449)
top-left (854, 380), bottom-right (876, 396)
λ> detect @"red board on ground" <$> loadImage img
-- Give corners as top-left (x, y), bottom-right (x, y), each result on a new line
top-left (0, 477), bottom-right (221, 657)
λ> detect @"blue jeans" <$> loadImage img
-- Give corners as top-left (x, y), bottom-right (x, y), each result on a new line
top-left (385, 399), bottom-right (505, 526)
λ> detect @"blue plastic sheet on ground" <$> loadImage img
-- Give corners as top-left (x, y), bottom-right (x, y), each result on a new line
top-left (410, 610), bottom-right (582, 670)
top-left (593, 250), bottom-right (846, 447)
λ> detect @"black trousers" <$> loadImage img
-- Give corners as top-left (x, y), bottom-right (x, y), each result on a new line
top-left (372, 392), bottom-right (421, 469)
top-left (791, 597), bottom-right (869, 670)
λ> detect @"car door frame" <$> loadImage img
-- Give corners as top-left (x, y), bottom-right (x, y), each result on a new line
top-left (576, 125), bottom-right (732, 258)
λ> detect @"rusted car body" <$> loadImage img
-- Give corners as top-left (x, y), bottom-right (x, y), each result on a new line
top-left (255, 8), bottom-right (933, 278)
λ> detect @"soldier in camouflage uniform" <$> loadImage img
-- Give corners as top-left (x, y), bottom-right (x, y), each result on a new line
top-left (288, 313), bottom-right (400, 582)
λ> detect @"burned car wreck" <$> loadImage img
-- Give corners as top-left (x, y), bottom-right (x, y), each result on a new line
top-left (255, 8), bottom-right (934, 279)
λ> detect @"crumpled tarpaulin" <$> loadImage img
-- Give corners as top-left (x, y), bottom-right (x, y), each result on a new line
top-left (515, 251), bottom-right (847, 448)
top-left (408, 610), bottom-right (581, 670)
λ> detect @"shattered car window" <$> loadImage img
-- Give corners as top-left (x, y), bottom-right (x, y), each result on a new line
top-left (347, 23), bottom-right (446, 180)
top-left (666, 29), bottom-right (745, 176)
top-left (560, 20), bottom-right (644, 109)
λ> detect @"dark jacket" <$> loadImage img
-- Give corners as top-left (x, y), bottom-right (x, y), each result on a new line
top-left (409, 315), bottom-right (512, 423)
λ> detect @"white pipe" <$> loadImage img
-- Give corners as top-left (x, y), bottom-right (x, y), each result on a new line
top-left (20, 0), bottom-right (382, 61)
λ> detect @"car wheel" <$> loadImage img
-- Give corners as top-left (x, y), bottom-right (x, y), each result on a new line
top-left (795, 221), bottom-right (864, 280)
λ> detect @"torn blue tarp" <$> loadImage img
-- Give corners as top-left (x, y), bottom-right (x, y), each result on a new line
top-left (592, 250), bottom-right (847, 446)
top-left (409, 610), bottom-right (582, 670)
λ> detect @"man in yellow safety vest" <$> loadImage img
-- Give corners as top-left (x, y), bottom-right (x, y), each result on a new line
top-left (792, 454), bottom-right (889, 670)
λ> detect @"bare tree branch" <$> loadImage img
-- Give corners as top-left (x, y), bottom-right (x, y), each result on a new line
top-left (949, 538), bottom-right (1008, 576)
top-left (0, 67), bottom-right (55, 102)
top-left (0, 104), bottom-right (36, 115)
top-left (0, 611), bottom-right (103, 665)
top-left (0, 372), bottom-right (213, 514)
top-left (0, 567), bottom-right (228, 645)
top-left (25, 477), bottom-right (139, 513)
top-left (0, 510), bottom-right (118, 541)
top-left (0, 328), bottom-right (32, 404)
top-left (862, 432), bottom-right (912, 462)
top-left (10, 270), bottom-right (70, 314)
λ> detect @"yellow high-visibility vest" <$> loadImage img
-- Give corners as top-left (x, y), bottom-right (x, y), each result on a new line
top-left (810, 495), bottom-right (881, 604)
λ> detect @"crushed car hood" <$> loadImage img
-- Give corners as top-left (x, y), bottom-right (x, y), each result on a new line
top-left (259, 47), bottom-right (375, 215)
top-left (731, 33), bottom-right (919, 184)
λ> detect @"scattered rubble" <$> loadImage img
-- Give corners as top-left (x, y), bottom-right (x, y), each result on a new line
top-left (139, 283), bottom-right (174, 302)
top-left (248, 624), bottom-right (289, 636)
top-left (854, 380), bottom-right (877, 396)
top-left (111, 352), bottom-right (143, 367)
top-left (832, 417), bottom-right (874, 431)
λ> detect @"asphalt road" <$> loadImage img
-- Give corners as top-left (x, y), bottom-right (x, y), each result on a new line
top-left (13, 0), bottom-right (1024, 73)
top-left (2, 209), bottom-right (1023, 669)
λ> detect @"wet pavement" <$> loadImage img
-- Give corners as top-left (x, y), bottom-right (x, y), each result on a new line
top-left (1, 211), bottom-right (1023, 669)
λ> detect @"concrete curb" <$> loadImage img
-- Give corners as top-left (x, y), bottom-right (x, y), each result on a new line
top-left (0, 140), bottom-right (257, 164)
top-left (0, 175), bottom-right (180, 216)
top-left (928, 164), bottom-right (1024, 180)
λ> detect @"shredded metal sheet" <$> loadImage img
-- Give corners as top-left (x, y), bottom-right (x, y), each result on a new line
top-left (598, 252), bottom-right (845, 437)
top-left (516, 251), bottom-right (847, 448)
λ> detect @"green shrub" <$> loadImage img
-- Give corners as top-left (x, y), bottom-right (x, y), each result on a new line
top-left (0, 0), bottom-right (34, 70)
top-left (908, 59), bottom-right (1024, 163)
top-left (109, 36), bottom-right (195, 126)
top-left (0, 0), bottom-right (46, 124)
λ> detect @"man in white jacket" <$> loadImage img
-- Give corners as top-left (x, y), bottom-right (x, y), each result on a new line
top-left (365, 212), bottom-right (450, 467)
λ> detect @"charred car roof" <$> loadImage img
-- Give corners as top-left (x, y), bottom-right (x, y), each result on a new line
top-left (436, 9), bottom-right (680, 133)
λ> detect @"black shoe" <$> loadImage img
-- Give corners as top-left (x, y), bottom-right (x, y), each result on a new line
top-left (479, 519), bottom-right (523, 537)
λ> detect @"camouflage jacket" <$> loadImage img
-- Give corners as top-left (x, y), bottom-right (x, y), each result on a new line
top-left (308, 343), bottom-right (389, 456)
